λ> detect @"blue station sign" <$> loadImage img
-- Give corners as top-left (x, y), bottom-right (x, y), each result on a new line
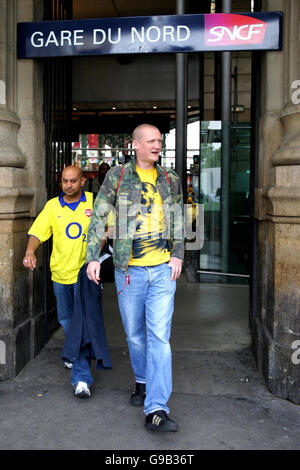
top-left (17, 12), bottom-right (282, 59)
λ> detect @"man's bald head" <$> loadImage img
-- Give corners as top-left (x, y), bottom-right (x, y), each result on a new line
top-left (132, 124), bottom-right (160, 142)
top-left (132, 123), bottom-right (162, 169)
top-left (62, 165), bottom-right (83, 179)
top-left (61, 165), bottom-right (85, 201)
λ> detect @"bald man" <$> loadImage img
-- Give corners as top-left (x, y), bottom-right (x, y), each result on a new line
top-left (23, 165), bottom-right (94, 397)
top-left (86, 124), bottom-right (184, 431)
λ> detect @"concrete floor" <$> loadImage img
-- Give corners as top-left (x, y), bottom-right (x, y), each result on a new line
top-left (0, 279), bottom-right (299, 451)
top-left (103, 279), bottom-right (251, 351)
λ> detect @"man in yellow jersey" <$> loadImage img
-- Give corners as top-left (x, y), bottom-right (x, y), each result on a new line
top-left (23, 165), bottom-right (95, 398)
top-left (86, 124), bottom-right (184, 431)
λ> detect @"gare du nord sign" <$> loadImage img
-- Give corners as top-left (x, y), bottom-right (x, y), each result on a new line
top-left (17, 12), bottom-right (282, 58)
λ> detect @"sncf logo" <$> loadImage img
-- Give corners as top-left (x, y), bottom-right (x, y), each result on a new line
top-left (204, 14), bottom-right (267, 46)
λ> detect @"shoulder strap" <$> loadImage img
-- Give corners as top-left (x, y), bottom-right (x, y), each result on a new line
top-left (116, 165), bottom-right (124, 192)
top-left (161, 167), bottom-right (170, 185)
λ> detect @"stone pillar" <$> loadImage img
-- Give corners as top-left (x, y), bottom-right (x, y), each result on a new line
top-left (0, 0), bottom-right (46, 379)
top-left (253, 0), bottom-right (300, 403)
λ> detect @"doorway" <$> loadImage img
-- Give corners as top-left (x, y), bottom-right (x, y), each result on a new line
top-left (42, 0), bottom-right (254, 285)
top-left (42, 0), bottom-right (254, 354)
top-left (67, 46), bottom-right (253, 286)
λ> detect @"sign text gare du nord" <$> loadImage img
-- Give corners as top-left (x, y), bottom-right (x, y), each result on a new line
top-left (17, 12), bottom-right (282, 58)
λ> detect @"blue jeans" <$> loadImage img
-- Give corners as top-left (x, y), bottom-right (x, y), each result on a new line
top-left (53, 281), bottom-right (76, 334)
top-left (115, 263), bottom-right (176, 415)
top-left (70, 345), bottom-right (93, 387)
top-left (53, 281), bottom-right (93, 387)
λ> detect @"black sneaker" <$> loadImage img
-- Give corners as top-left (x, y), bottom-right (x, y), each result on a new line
top-left (145, 410), bottom-right (178, 432)
top-left (130, 382), bottom-right (146, 407)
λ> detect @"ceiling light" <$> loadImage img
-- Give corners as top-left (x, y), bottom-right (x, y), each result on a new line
top-left (231, 105), bottom-right (245, 113)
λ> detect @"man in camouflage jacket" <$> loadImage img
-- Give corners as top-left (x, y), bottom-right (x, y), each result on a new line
top-left (86, 124), bottom-right (184, 432)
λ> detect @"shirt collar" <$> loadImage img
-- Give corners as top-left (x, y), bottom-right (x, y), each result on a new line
top-left (59, 190), bottom-right (86, 207)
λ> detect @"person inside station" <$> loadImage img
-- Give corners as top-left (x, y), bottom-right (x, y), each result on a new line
top-left (187, 184), bottom-right (198, 234)
top-left (92, 162), bottom-right (111, 201)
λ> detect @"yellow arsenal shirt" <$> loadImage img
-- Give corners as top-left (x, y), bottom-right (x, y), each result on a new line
top-left (28, 191), bottom-right (93, 284)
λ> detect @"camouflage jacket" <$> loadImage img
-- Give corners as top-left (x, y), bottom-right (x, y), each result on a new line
top-left (86, 158), bottom-right (184, 271)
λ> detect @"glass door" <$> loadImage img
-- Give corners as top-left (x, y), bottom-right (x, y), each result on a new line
top-left (198, 121), bottom-right (251, 284)
top-left (198, 121), bottom-right (222, 277)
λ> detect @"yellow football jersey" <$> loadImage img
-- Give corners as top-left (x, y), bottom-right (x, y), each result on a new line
top-left (129, 166), bottom-right (170, 266)
top-left (28, 191), bottom-right (94, 284)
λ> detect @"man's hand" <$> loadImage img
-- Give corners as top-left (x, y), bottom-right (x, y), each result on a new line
top-left (23, 253), bottom-right (37, 271)
top-left (168, 257), bottom-right (182, 281)
top-left (23, 236), bottom-right (40, 271)
top-left (86, 261), bottom-right (101, 285)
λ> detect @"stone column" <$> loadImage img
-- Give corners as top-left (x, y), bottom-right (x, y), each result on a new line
top-left (253, 0), bottom-right (300, 403)
top-left (0, 0), bottom-right (45, 379)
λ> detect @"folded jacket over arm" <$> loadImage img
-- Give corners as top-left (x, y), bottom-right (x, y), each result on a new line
top-left (62, 265), bottom-right (112, 370)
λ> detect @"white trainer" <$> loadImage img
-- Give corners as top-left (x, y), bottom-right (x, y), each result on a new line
top-left (74, 381), bottom-right (91, 398)
top-left (64, 361), bottom-right (73, 369)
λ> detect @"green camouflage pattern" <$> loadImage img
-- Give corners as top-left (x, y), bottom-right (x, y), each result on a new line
top-left (86, 158), bottom-right (184, 270)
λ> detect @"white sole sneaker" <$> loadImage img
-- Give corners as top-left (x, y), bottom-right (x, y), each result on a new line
top-left (64, 361), bottom-right (73, 369)
top-left (74, 381), bottom-right (91, 398)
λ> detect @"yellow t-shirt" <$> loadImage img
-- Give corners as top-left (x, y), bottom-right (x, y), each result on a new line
top-left (28, 192), bottom-right (93, 284)
top-left (129, 166), bottom-right (170, 266)
top-left (106, 210), bottom-right (115, 229)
